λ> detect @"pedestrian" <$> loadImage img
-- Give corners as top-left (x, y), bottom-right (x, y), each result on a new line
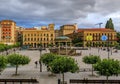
top-left (35, 61), bottom-right (38, 68)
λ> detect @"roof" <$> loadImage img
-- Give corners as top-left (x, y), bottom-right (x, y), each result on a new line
top-left (77, 28), bottom-right (115, 32)
top-left (24, 28), bottom-right (37, 30)
top-left (55, 36), bottom-right (70, 40)
top-left (0, 20), bottom-right (16, 23)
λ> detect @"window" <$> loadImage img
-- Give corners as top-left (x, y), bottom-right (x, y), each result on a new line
top-left (24, 38), bottom-right (26, 41)
top-left (51, 38), bottom-right (53, 41)
top-left (51, 34), bottom-right (53, 36)
top-left (28, 38), bottom-right (30, 41)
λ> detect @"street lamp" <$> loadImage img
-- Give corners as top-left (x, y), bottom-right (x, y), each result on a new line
top-left (39, 47), bottom-right (42, 72)
top-left (101, 35), bottom-right (109, 59)
top-left (86, 35), bottom-right (93, 55)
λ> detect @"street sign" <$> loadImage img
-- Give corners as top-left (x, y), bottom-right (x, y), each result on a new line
top-left (101, 35), bottom-right (108, 41)
top-left (86, 35), bottom-right (93, 41)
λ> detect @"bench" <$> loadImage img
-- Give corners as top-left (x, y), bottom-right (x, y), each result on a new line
top-left (70, 79), bottom-right (120, 83)
top-left (0, 79), bottom-right (39, 84)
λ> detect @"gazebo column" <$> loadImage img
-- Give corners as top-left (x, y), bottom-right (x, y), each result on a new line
top-left (66, 41), bottom-right (67, 55)
top-left (70, 42), bottom-right (72, 48)
top-left (58, 41), bottom-right (60, 55)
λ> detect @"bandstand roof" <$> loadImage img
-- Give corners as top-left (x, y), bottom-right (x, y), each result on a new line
top-left (55, 36), bottom-right (70, 40)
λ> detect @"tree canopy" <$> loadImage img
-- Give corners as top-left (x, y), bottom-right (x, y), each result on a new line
top-left (72, 37), bottom-right (83, 47)
top-left (94, 59), bottom-right (120, 80)
top-left (83, 55), bottom-right (100, 75)
top-left (116, 32), bottom-right (120, 45)
top-left (83, 55), bottom-right (100, 64)
top-left (50, 56), bottom-right (79, 84)
top-left (50, 57), bottom-right (79, 73)
top-left (7, 54), bottom-right (30, 75)
top-left (40, 53), bottom-right (79, 84)
top-left (0, 55), bottom-right (7, 73)
top-left (105, 18), bottom-right (114, 30)
top-left (40, 53), bottom-right (58, 66)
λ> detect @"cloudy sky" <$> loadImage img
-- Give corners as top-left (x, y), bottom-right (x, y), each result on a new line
top-left (0, 0), bottom-right (120, 31)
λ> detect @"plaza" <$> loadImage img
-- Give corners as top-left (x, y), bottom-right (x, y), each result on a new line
top-left (0, 47), bottom-right (120, 84)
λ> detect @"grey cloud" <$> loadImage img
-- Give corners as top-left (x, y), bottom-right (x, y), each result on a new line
top-left (94, 0), bottom-right (120, 15)
top-left (0, 0), bottom-right (120, 30)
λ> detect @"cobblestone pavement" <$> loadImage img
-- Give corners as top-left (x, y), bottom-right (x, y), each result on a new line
top-left (0, 48), bottom-right (120, 84)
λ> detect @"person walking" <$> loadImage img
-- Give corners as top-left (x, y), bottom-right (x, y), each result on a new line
top-left (35, 61), bottom-right (38, 68)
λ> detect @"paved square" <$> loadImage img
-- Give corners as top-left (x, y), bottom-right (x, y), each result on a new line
top-left (0, 48), bottom-right (120, 84)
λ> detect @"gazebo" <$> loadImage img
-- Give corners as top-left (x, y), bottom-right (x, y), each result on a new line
top-left (54, 36), bottom-right (72, 55)
top-left (55, 36), bottom-right (72, 47)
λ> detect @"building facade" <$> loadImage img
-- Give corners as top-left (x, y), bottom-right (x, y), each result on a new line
top-left (82, 28), bottom-right (117, 47)
top-left (21, 24), bottom-right (55, 48)
top-left (0, 25), bottom-right (1, 42)
top-left (0, 20), bottom-right (16, 45)
top-left (67, 28), bottom-right (117, 47)
top-left (59, 23), bottom-right (78, 36)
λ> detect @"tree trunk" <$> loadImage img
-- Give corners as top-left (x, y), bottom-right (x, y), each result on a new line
top-left (15, 65), bottom-right (18, 75)
top-left (92, 64), bottom-right (93, 76)
top-left (106, 76), bottom-right (109, 84)
top-left (62, 73), bottom-right (64, 84)
top-left (40, 61), bottom-right (42, 72)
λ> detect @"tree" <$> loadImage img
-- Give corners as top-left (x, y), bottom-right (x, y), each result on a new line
top-left (50, 57), bottom-right (79, 84)
top-left (116, 32), bottom-right (120, 45)
top-left (48, 43), bottom-right (54, 48)
top-left (74, 42), bottom-right (83, 47)
top-left (105, 21), bottom-right (109, 28)
top-left (7, 54), bottom-right (30, 75)
top-left (40, 53), bottom-right (58, 66)
top-left (83, 55), bottom-right (100, 76)
top-left (86, 42), bottom-right (92, 47)
top-left (72, 37), bottom-right (83, 45)
top-left (0, 55), bottom-right (7, 74)
top-left (40, 53), bottom-right (59, 71)
top-left (94, 59), bottom-right (120, 81)
top-left (105, 18), bottom-right (114, 30)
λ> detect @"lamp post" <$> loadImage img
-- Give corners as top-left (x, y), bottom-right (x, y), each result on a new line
top-left (101, 35), bottom-right (109, 59)
top-left (86, 35), bottom-right (93, 55)
top-left (39, 47), bottom-right (42, 72)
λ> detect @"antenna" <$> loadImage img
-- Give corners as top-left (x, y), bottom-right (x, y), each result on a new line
top-left (95, 22), bottom-right (103, 28)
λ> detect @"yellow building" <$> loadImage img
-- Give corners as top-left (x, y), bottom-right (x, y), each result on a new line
top-left (21, 24), bottom-right (55, 48)
top-left (59, 23), bottom-right (77, 36)
top-left (0, 20), bottom-right (16, 45)
top-left (81, 28), bottom-right (117, 47)
top-left (67, 28), bottom-right (117, 47)
top-left (0, 24), bottom-right (1, 42)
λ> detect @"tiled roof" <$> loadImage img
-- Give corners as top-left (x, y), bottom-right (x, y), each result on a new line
top-left (24, 28), bottom-right (36, 30)
top-left (77, 28), bottom-right (114, 32)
